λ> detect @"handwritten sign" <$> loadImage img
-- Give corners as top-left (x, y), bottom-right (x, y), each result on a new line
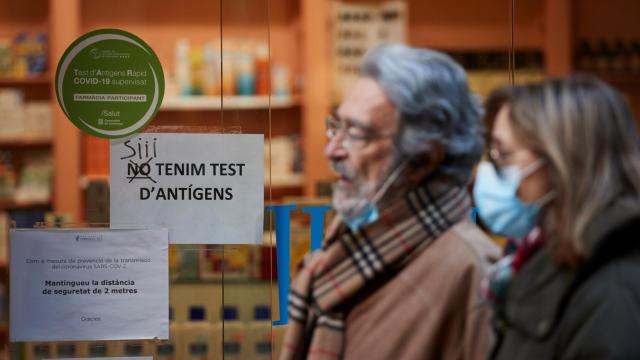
top-left (110, 133), bottom-right (264, 244)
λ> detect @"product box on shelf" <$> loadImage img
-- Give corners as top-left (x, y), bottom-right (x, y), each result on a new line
top-left (181, 305), bottom-right (219, 360)
top-left (13, 151), bottom-right (52, 204)
top-left (198, 244), bottom-right (250, 281)
top-left (85, 340), bottom-right (113, 357)
top-left (214, 305), bottom-right (245, 360)
top-left (170, 38), bottom-right (291, 98)
top-left (246, 305), bottom-right (273, 359)
top-left (0, 89), bottom-right (25, 138)
top-left (23, 101), bottom-right (52, 138)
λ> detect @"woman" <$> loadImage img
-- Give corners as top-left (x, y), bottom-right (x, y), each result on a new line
top-left (473, 74), bottom-right (640, 359)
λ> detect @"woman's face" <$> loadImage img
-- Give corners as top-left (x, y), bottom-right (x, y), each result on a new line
top-left (491, 105), bottom-right (551, 203)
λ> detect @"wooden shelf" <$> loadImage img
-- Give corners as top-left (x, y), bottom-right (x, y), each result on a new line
top-left (0, 135), bottom-right (52, 147)
top-left (0, 198), bottom-right (51, 210)
top-left (267, 174), bottom-right (305, 188)
top-left (409, 24), bottom-right (544, 51)
top-left (0, 75), bottom-right (51, 85)
top-left (590, 73), bottom-right (640, 86)
top-left (80, 174), bottom-right (109, 189)
top-left (160, 95), bottom-right (300, 111)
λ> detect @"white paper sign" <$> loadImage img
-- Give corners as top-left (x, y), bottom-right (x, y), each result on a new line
top-left (10, 228), bottom-right (169, 342)
top-left (110, 133), bottom-right (264, 244)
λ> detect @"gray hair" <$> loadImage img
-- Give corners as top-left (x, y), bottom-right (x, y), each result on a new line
top-left (361, 44), bottom-right (484, 185)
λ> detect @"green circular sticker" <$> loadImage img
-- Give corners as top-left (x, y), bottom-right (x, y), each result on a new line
top-left (55, 29), bottom-right (164, 139)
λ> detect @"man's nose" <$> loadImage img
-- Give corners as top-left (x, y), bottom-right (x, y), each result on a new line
top-left (324, 133), bottom-right (348, 160)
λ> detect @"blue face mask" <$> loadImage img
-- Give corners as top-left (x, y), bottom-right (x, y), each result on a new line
top-left (345, 160), bottom-right (407, 232)
top-left (473, 161), bottom-right (551, 238)
top-left (345, 204), bottom-right (379, 232)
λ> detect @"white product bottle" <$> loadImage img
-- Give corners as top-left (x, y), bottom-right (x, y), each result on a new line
top-left (246, 305), bottom-right (273, 359)
top-left (271, 64), bottom-right (291, 96)
top-left (182, 305), bottom-right (217, 360)
top-left (175, 38), bottom-right (192, 96)
top-left (214, 305), bottom-right (246, 360)
top-left (202, 42), bottom-right (221, 96)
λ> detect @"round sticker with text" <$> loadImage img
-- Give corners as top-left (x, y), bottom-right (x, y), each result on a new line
top-left (55, 29), bottom-right (164, 138)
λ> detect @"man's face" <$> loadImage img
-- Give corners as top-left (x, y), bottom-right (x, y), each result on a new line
top-left (325, 77), bottom-right (398, 219)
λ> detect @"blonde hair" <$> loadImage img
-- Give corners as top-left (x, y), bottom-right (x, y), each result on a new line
top-left (485, 75), bottom-right (640, 267)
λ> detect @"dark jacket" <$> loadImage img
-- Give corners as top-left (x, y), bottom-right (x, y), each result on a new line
top-left (493, 197), bottom-right (640, 360)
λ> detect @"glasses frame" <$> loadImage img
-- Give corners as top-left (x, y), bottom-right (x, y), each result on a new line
top-left (325, 114), bottom-right (395, 150)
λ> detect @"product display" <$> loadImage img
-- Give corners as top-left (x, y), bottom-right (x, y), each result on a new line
top-left (576, 39), bottom-right (640, 73)
top-left (25, 342), bottom-right (53, 360)
top-left (13, 151), bottom-right (51, 203)
top-left (0, 32), bottom-right (48, 79)
top-left (246, 305), bottom-right (273, 359)
top-left (85, 341), bottom-right (111, 357)
top-left (264, 135), bottom-right (303, 187)
top-left (0, 89), bottom-right (53, 140)
top-left (216, 306), bottom-right (245, 360)
top-left (332, 0), bottom-right (407, 101)
top-left (171, 39), bottom-right (292, 98)
top-left (181, 306), bottom-right (218, 360)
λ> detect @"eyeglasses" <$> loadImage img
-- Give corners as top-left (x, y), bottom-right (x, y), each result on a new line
top-left (325, 114), bottom-right (395, 150)
top-left (488, 145), bottom-right (541, 174)
top-left (489, 147), bottom-right (511, 166)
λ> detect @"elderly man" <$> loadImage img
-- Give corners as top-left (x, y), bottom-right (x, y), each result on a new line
top-left (281, 44), bottom-right (499, 360)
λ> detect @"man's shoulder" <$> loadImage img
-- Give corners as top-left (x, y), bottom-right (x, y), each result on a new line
top-left (449, 221), bottom-right (501, 268)
top-left (406, 221), bottom-right (500, 280)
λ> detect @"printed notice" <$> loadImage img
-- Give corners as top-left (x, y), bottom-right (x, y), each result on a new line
top-left (10, 229), bottom-right (169, 342)
top-left (55, 29), bottom-right (164, 139)
top-left (110, 133), bottom-right (264, 244)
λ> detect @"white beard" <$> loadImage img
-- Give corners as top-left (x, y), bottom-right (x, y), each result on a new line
top-left (332, 179), bottom-right (377, 222)
top-left (330, 160), bottom-right (382, 222)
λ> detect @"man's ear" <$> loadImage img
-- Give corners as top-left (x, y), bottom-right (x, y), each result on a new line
top-left (407, 142), bottom-right (445, 182)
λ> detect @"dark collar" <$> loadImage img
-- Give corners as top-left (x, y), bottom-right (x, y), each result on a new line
top-left (504, 196), bottom-right (640, 339)
top-left (583, 196), bottom-right (640, 256)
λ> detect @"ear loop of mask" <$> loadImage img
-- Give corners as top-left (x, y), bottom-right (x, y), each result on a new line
top-left (363, 120), bottom-right (411, 208)
top-left (370, 158), bottom-right (408, 206)
top-left (520, 159), bottom-right (545, 178)
top-left (518, 159), bottom-right (557, 206)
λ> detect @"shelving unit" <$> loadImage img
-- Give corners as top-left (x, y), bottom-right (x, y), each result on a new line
top-left (0, 136), bottom-right (51, 147)
top-left (0, 75), bottom-right (50, 85)
top-left (0, 198), bottom-right (50, 210)
top-left (40, 0), bottom-right (619, 222)
top-left (0, 2), bottom-right (55, 355)
top-left (0, 0), bottom-right (633, 256)
top-left (160, 95), bottom-right (300, 111)
top-left (0, 0), bottom-right (53, 230)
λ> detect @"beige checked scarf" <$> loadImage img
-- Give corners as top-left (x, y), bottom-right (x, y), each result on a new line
top-left (280, 179), bottom-right (472, 360)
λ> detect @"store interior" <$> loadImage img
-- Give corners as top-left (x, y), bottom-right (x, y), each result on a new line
top-left (0, 0), bottom-right (639, 358)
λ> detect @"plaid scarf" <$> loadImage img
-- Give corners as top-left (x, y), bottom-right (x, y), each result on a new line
top-left (481, 227), bottom-right (545, 306)
top-left (281, 180), bottom-right (471, 360)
